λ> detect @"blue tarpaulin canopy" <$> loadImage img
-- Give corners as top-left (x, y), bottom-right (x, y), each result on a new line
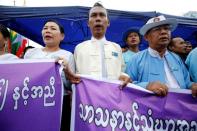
top-left (1, 5), bottom-right (197, 52)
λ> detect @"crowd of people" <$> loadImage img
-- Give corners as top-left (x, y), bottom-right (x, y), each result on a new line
top-left (0, 2), bottom-right (197, 131)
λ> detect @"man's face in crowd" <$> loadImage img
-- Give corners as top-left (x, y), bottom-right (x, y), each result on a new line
top-left (88, 6), bottom-right (109, 39)
top-left (171, 37), bottom-right (187, 54)
top-left (145, 24), bottom-right (171, 52)
top-left (126, 32), bottom-right (140, 47)
top-left (185, 42), bottom-right (192, 54)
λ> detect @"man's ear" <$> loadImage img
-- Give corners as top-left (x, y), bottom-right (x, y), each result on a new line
top-left (3, 37), bottom-right (9, 52)
top-left (108, 21), bottom-right (110, 27)
top-left (169, 45), bottom-right (174, 51)
top-left (4, 37), bottom-right (9, 45)
top-left (144, 34), bottom-right (148, 41)
top-left (61, 33), bottom-right (65, 41)
top-left (5, 38), bottom-right (9, 43)
top-left (107, 19), bottom-right (110, 27)
top-left (87, 20), bottom-right (90, 27)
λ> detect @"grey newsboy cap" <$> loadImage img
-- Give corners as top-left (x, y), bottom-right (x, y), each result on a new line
top-left (140, 15), bottom-right (178, 36)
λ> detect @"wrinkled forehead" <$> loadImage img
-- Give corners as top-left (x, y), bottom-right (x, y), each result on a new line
top-left (146, 24), bottom-right (171, 35)
top-left (89, 6), bottom-right (108, 17)
top-left (171, 37), bottom-right (185, 46)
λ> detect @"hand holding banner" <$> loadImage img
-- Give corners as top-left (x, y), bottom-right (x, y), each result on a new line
top-left (0, 60), bottom-right (63, 131)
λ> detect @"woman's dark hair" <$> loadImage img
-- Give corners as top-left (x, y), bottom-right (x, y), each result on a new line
top-left (122, 27), bottom-right (142, 44)
top-left (0, 24), bottom-right (10, 38)
top-left (43, 19), bottom-right (64, 34)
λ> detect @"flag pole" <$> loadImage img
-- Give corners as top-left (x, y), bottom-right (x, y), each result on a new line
top-left (13, 0), bottom-right (16, 6)
top-left (23, 0), bottom-right (26, 6)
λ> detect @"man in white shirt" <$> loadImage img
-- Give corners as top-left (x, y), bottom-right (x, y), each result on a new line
top-left (74, 2), bottom-right (131, 87)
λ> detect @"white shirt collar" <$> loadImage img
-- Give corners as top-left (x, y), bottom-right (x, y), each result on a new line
top-left (148, 47), bottom-right (180, 88)
top-left (91, 36), bottom-right (107, 43)
top-left (148, 47), bottom-right (169, 59)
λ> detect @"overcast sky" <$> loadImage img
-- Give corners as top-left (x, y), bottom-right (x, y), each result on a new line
top-left (1, 0), bottom-right (196, 47)
top-left (1, 0), bottom-right (197, 16)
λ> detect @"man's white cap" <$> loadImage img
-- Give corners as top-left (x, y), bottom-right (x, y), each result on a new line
top-left (140, 15), bottom-right (178, 36)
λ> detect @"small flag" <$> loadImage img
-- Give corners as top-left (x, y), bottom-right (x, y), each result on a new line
top-left (8, 30), bottom-right (28, 58)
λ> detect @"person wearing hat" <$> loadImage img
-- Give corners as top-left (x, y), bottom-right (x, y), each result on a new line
top-left (122, 27), bottom-right (141, 68)
top-left (126, 15), bottom-right (197, 97)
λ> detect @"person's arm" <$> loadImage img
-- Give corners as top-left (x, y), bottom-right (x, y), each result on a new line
top-left (62, 54), bottom-right (76, 90)
top-left (185, 49), bottom-right (197, 82)
top-left (57, 57), bottom-right (80, 84)
top-left (125, 54), bottom-right (149, 88)
top-left (118, 74), bottom-right (131, 89)
top-left (119, 46), bottom-right (132, 88)
top-left (185, 49), bottom-right (197, 97)
top-left (63, 65), bottom-right (80, 84)
top-left (191, 83), bottom-right (197, 97)
top-left (147, 81), bottom-right (168, 96)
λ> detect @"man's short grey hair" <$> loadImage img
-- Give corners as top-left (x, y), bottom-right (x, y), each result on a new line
top-left (88, 2), bottom-right (109, 19)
